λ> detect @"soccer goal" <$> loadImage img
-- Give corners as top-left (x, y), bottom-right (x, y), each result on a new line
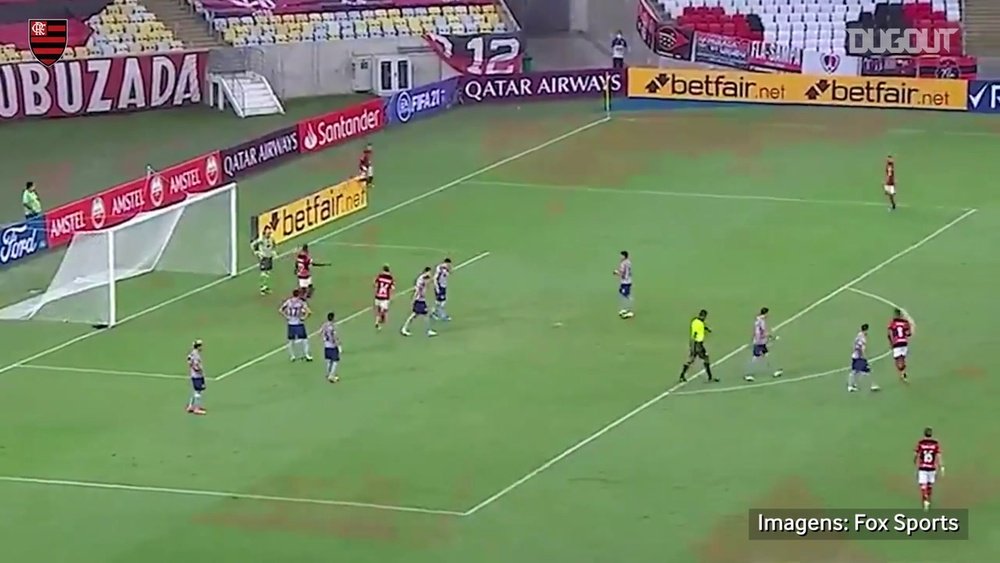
top-left (0, 183), bottom-right (238, 328)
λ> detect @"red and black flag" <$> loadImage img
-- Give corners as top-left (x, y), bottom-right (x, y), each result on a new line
top-left (28, 19), bottom-right (67, 66)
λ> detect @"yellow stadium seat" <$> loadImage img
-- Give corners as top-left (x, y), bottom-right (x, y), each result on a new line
top-left (428, 6), bottom-right (441, 15)
top-left (308, 13), bottom-right (321, 21)
top-left (483, 4), bottom-right (497, 13)
top-left (294, 13), bottom-right (308, 23)
top-left (276, 22), bottom-right (290, 35)
top-left (275, 33), bottom-right (289, 44)
top-left (280, 14), bottom-right (294, 23)
top-left (223, 29), bottom-right (237, 42)
top-left (374, 8), bottom-right (387, 18)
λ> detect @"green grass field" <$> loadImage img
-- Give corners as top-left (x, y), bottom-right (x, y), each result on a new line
top-left (1, 100), bottom-right (999, 562)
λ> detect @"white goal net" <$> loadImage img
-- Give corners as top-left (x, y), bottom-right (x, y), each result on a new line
top-left (0, 183), bottom-right (238, 327)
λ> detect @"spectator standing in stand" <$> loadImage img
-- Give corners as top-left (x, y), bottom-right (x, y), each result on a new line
top-left (22, 181), bottom-right (41, 220)
top-left (611, 30), bottom-right (628, 69)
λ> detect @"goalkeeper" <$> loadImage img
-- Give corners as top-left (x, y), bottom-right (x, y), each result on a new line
top-left (251, 226), bottom-right (277, 294)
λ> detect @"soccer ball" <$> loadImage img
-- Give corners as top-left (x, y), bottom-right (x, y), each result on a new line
top-left (619, 310), bottom-right (635, 319)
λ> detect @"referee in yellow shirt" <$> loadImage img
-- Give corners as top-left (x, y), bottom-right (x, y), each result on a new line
top-left (679, 309), bottom-right (717, 383)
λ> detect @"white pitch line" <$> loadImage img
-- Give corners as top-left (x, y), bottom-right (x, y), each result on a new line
top-left (215, 251), bottom-right (491, 381)
top-left (672, 352), bottom-right (893, 396)
top-left (461, 208), bottom-right (977, 516)
top-left (469, 179), bottom-right (954, 209)
top-left (847, 287), bottom-right (917, 333)
top-left (17, 364), bottom-right (187, 381)
top-left (315, 241), bottom-right (450, 254)
top-left (0, 117), bottom-right (608, 379)
top-left (0, 475), bottom-right (465, 516)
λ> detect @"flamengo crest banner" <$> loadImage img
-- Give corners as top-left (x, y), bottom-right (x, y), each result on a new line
top-left (44, 151), bottom-right (223, 248)
top-left (297, 98), bottom-right (385, 154)
top-left (459, 68), bottom-right (626, 103)
top-left (28, 19), bottom-right (68, 66)
top-left (425, 33), bottom-right (523, 75)
top-left (0, 51), bottom-right (207, 120)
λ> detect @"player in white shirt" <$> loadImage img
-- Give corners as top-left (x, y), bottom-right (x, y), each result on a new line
top-left (432, 258), bottom-right (452, 321)
top-left (614, 251), bottom-right (634, 319)
top-left (401, 267), bottom-right (437, 337)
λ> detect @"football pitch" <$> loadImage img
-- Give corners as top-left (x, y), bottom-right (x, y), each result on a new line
top-left (1, 101), bottom-right (999, 562)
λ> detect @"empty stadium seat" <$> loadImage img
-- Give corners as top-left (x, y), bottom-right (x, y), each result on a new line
top-left (0, 0), bottom-right (184, 62)
top-left (661, 0), bottom-right (962, 54)
top-left (191, 0), bottom-right (507, 46)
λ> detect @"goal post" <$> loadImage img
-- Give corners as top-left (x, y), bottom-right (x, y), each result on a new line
top-left (0, 183), bottom-right (238, 327)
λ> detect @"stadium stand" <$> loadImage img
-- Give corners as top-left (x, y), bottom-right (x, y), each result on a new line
top-left (187, 0), bottom-right (507, 46)
top-left (0, 0), bottom-right (183, 64)
top-left (661, 0), bottom-right (963, 55)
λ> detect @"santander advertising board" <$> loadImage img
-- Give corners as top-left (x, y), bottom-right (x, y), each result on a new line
top-left (297, 99), bottom-right (385, 154)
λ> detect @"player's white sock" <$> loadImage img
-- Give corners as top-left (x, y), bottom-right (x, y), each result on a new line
top-left (847, 372), bottom-right (857, 389)
top-left (326, 360), bottom-right (338, 379)
top-left (286, 341), bottom-right (296, 360)
top-left (300, 339), bottom-right (311, 359)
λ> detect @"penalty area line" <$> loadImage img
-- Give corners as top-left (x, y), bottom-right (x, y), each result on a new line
top-left (0, 475), bottom-right (466, 517)
top-left (214, 251), bottom-right (491, 382)
top-left (671, 351), bottom-right (892, 397)
top-left (16, 364), bottom-right (187, 381)
top-left (468, 180), bottom-right (961, 210)
top-left (460, 208), bottom-right (975, 517)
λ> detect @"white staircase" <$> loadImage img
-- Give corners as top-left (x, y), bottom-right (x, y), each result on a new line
top-left (208, 72), bottom-right (284, 118)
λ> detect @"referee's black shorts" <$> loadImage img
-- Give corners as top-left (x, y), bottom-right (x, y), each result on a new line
top-left (689, 341), bottom-right (708, 360)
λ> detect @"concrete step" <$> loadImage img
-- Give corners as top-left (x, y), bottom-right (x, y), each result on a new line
top-left (143, 0), bottom-right (224, 49)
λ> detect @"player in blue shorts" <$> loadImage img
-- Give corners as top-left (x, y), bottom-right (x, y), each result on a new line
top-left (848, 323), bottom-right (879, 392)
top-left (401, 267), bottom-right (437, 337)
top-left (320, 312), bottom-right (340, 383)
top-left (186, 339), bottom-right (206, 415)
top-left (744, 307), bottom-right (782, 382)
top-left (280, 289), bottom-right (312, 362)
top-left (432, 257), bottom-right (452, 321)
top-left (614, 250), bottom-right (634, 319)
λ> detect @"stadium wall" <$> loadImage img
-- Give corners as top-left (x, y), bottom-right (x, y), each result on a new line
top-left (235, 37), bottom-right (458, 99)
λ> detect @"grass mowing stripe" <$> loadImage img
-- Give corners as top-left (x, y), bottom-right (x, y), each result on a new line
top-left (0, 116), bottom-right (609, 379)
top-left (460, 208), bottom-right (977, 516)
top-left (0, 475), bottom-right (466, 516)
top-left (214, 251), bottom-right (491, 381)
top-left (469, 180), bottom-right (964, 210)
